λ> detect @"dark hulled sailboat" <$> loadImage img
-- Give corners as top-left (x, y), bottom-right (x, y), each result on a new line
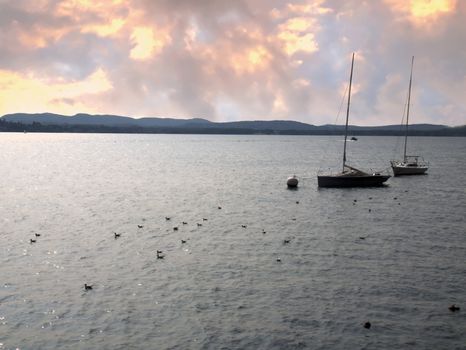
top-left (317, 53), bottom-right (390, 188)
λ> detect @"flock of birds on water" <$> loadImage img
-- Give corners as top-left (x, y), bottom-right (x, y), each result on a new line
top-left (26, 197), bottom-right (461, 330)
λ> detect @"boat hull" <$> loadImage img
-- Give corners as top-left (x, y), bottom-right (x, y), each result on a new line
top-left (391, 165), bottom-right (428, 176)
top-left (390, 159), bottom-right (428, 176)
top-left (317, 174), bottom-right (390, 188)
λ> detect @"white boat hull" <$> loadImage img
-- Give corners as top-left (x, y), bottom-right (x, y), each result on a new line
top-left (391, 161), bottom-right (428, 176)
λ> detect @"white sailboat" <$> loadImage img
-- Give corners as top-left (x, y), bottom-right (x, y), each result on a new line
top-left (390, 56), bottom-right (428, 176)
top-left (317, 53), bottom-right (390, 188)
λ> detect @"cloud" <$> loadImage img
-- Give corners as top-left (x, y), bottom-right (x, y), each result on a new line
top-left (0, 67), bottom-right (112, 115)
top-left (0, 0), bottom-right (464, 125)
top-left (385, 0), bottom-right (457, 27)
top-left (130, 26), bottom-right (172, 60)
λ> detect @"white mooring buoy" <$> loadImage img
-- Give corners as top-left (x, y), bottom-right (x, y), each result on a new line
top-left (287, 175), bottom-right (299, 188)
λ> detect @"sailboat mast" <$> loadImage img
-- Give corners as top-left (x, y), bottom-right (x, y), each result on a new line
top-left (404, 56), bottom-right (414, 162)
top-left (342, 53), bottom-right (355, 172)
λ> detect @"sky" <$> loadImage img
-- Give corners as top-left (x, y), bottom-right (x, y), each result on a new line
top-left (0, 0), bottom-right (465, 126)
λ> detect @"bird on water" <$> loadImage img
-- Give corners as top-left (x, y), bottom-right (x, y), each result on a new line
top-left (84, 284), bottom-right (93, 290)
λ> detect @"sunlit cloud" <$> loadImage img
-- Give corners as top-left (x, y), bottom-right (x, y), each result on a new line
top-left (16, 26), bottom-right (68, 49)
top-left (287, 1), bottom-right (333, 15)
top-left (385, 0), bottom-right (457, 25)
top-left (271, 1), bottom-right (332, 19)
top-left (272, 91), bottom-right (289, 115)
top-left (276, 17), bottom-right (319, 56)
top-left (0, 68), bottom-right (112, 115)
top-left (278, 31), bottom-right (318, 56)
top-left (81, 18), bottom-right (126, 37)
top-left (130, 26), bottom-right (172, 60)
top-left (231, 46), bottom-right (272, 75)
top-left (55, 0), bottom-right (127, 19)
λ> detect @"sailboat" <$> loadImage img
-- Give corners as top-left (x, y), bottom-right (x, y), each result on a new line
top-left (390, 56), bottom-right (428, 176)
top-left (317, 53), bottom-right (391, 188)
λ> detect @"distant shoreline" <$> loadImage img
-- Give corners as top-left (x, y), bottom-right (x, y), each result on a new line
top-left (1, 113), bottom-right (465, 136)
top-left (1, 127), bottom-right (465, 137)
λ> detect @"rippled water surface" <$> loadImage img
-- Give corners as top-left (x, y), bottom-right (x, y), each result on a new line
top-left (1, 133), bottom-right (465, 350)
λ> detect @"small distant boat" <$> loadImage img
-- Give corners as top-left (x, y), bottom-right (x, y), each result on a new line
top-left (317, 53), bottom-right (390, 188)
top-left (350, 136), bottom-right (358, 141)
top-left (390, 57), bottom-right (428, 176)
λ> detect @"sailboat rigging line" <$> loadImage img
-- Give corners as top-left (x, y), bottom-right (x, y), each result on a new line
top-left (403, 56), bottom-right (414, 163)
top-left (317, 64), bottom-right (350, 171)
top-left (392, 90), bottom-right (409, 159)
top-left (392, 58), bottom-right (413, 160)
top-left (342, 52), bottom-right (355, 171)
top-left (334, 84), bottom-right (349, 126)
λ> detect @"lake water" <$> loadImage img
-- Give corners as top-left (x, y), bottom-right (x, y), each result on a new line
top-left (1, 133), bottom-right (465, 350)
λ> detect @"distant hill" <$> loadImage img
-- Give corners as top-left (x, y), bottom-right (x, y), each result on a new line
top-left (210, 120), bottom-right (319, 131)
top-left (1, 113), bottom-right (464, 136)
top-left (1, 113), bottom-right (213, 128)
